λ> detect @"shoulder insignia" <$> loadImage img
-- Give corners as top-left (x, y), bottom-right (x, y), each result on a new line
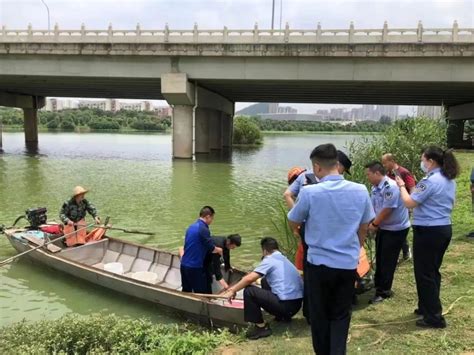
top-left (415, 182), bottom-right (427, 193)
top-left (384, 191), bottom-right (394, 200)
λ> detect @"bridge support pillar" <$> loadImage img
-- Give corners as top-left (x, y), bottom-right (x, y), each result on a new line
top-left (195, 108), bottom-right (210, 153)
top-left (23, 108), bottom-right (39, 147)
top-left (0, 92), bottom-right (44, 151)
top-left (172, 105), bottom-right (194, 159)
top-left (161, 73), bottom-right (234, 158)
top-left (209, 110), bottom-right (223, 150)
top-left (222, 113), bottom-right (233, 148)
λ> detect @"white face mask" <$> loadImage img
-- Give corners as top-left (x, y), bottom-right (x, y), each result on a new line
top-left (420, 161), bottom-right (429, 173)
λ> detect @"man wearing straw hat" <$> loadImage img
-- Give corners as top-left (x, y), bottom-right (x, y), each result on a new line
top-left (60, 186), bottom-right (102, 247)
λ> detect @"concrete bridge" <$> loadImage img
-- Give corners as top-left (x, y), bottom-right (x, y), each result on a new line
top-left (1, 22), bottom-right (474, 156)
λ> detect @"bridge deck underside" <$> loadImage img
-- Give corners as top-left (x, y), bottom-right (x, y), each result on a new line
top-left (1, 75), bottom-right (474, 106)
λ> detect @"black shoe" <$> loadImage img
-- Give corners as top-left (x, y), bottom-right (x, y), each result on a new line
top-left (246, 324), bottom-right (272, 340)
top-left (416, 318), bottom-right (447, 329)
top-left (414, 309), bottom-right (423, 316)
top-left (369, 295), bottom-right (385, 304)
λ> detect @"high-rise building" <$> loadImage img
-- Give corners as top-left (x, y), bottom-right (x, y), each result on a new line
top-left (417, 106), bottom-right (444, 118)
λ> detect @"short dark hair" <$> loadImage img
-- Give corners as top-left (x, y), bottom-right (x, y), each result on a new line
top-left (199, 206), bottom-right (215, 217)
top-left (364, 161), bottom-right (386, 175)
top-left (260, 237), bottom-right (279, 253)
top-left (227, 234), bottom-right (242, 247)
top-left (310, 144), bottom-right (338, 169)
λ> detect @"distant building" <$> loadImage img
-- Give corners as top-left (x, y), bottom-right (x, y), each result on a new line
top-left (78, 99), bottom-right (109, 110)
top-left (155, 106), bottom-right (172, 117)
top-left (277, 106), bottom-right (297, 114)
top-left (237, 103), bottom-right (297, 116)
top-left (42, 98), bottom-right (170, 113)
top-left (417, 106), bottom-right (444, 119)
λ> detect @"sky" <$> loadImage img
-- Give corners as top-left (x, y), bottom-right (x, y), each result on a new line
top-left (1, 0), bottom-right (472, 113)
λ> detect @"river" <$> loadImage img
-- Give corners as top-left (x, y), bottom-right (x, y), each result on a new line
top-left (0, 131), bottom-right (364, 326)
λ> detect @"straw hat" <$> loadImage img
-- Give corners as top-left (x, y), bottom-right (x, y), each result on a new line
top-left (72, 186), bottom-right (88, 197)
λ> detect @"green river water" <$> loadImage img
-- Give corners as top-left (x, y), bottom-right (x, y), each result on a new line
top-left (0, 131), bottom-right (362, 326)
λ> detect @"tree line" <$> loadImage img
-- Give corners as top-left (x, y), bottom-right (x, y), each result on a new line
top-left (240, 115), bottom-right (393, 133)
top-left (0, 107), bottom-right (171, 132)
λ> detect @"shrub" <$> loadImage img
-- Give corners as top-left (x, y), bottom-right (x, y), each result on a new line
top-left (347, 117), bottom-right (447, 185)
top-left (46, 119), bottom-right (59, 129)
top-left (130, 120), bottom-right (166, 131)
top-left (89, 118), bottom-right (120, 130)
top-left (60, 118), bottom-right (76, 130)
top-left (233, 116), bottom-right (263, 145)
top-left (0, 313), bottom-right (237, 354)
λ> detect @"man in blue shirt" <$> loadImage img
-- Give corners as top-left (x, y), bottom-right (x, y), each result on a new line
top-left (283, 150), bottom-right (352, 324)
top-left (288, 143), bottom-right (375, 355)
top-left (222, 237), bottom-right (303, 340)
top-left (180, 206), bottom-right (223, 294)
top-left (365, 161), bottom-right (410, 304)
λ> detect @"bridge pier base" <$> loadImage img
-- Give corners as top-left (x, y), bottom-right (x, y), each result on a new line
top-left (172, 105), bottom-right (194, 159)
top-left (209, 110), bottom-right (223, 150)
top-left (222, 113), bottom-right (233, 148)
top-left (195, 108), bottom-right (210, 153)
top-left (23, 108), bottom-right (39, 148)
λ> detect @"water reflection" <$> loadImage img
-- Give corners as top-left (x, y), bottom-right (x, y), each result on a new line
top-left (195, 148), bottom-right (232, 163)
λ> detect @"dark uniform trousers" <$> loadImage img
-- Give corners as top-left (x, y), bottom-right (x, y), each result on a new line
top-left (180, 266), bottom-right (210, 294)
top-left (374, 228), bottom-right (410, 297)
top-left (300, 221), bottom-right (310, 321)
top-left (413, 225), bottom-right (451, 325)
top-left (307, 263), bottom-right (356, 355)
top-left (243, 279), bottom-right (302, 324)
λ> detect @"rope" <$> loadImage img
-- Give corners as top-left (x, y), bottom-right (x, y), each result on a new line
top-left (351, 295), bottom-right (470, 329)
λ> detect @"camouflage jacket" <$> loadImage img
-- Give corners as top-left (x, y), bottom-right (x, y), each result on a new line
top-left (59, 198), bottom-right (98, 224)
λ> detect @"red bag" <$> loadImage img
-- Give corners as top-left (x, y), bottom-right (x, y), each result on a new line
top-left (40, 224), bottom-right (63, 235)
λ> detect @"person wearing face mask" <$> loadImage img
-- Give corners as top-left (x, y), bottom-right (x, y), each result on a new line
top-left (287, 143), bottom-right (375, 355)
top-left (395, 146), bottom-right (460, 329)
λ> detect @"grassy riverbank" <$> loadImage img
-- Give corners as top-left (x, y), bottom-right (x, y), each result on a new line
top-left (222, 151), bottom-right (474, 354)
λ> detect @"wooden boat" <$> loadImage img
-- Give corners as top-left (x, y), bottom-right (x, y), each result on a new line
top-left (3, 228), bottom-right (247, 329)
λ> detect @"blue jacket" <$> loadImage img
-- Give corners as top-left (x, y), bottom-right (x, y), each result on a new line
top-left (181, 219), bottom-right (215, 268)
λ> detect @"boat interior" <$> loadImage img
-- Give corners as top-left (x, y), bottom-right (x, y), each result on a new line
top-left (57, 238), bottom-right (245, 297)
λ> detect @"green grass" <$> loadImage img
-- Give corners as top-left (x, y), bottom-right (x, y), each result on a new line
top-left (0, 313), bottom-right (239, 354)
top-left (223, 151), bottom-right (474, 355)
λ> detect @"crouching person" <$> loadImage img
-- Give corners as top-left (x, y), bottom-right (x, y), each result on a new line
top-left (221, 237), bottom-right (303, 340)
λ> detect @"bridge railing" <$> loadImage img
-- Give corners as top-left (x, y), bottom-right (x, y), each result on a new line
top-left (1, 21), bottom-right (473, 44)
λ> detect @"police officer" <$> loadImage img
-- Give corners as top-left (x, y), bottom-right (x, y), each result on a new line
top-left (221, 237), bottom-right (303, 340)
top-left (395, 146), bottom-right (459, 328)
top-left (283, 151), bottom-right (352, 324)
top-left (288, 144), bottom-right (375, 355)
top-left (382, 153), bottom-right (416, 260)
top-left (365, 161), bottom-right (410, 304)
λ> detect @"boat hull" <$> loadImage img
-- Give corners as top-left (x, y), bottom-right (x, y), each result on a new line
top-left (5, 233), bottom-right (246, 329)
